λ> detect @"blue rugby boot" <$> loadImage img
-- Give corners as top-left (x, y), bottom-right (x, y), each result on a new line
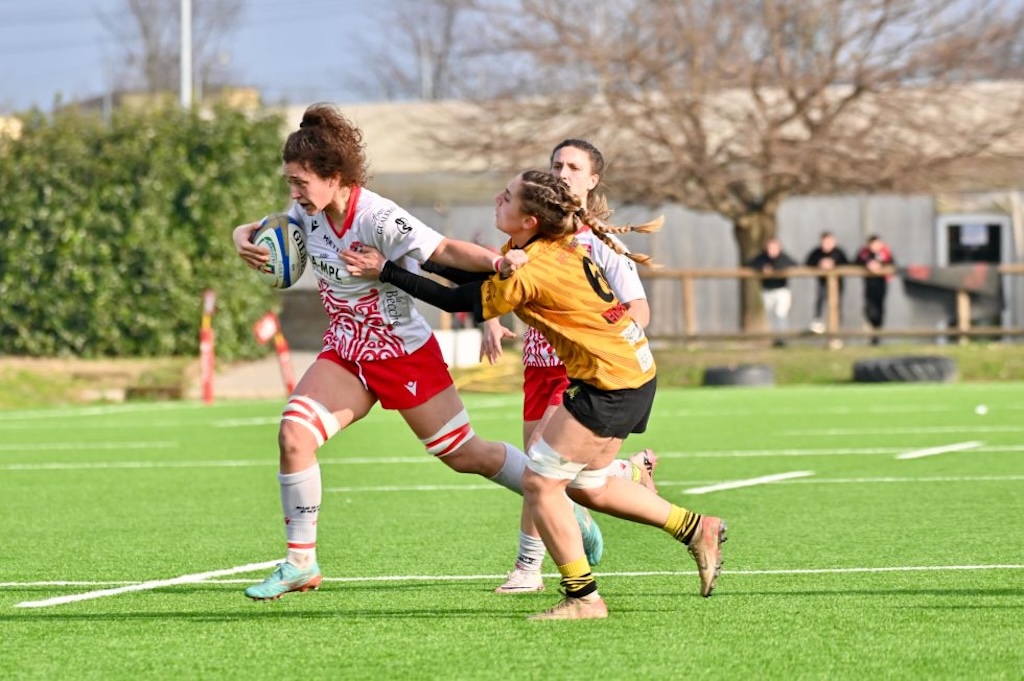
top-left (573, 503), bottom-right (604, 566)
top-left (244, 561), bottom-right (322, 601)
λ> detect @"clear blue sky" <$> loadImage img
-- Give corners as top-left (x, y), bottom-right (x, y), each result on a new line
top-left (0, 0), bottom-right (388, 114)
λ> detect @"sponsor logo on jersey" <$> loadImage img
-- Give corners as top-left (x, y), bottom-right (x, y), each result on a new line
top-left (310, 254), bottom-right (350, 282)
top-left (311, 219), bottom-right (321, 232)
top-left (602, 303), bottom-right (627, 324)
top-left (383, 289), bottom-right (407, 322)
top-left (620, 321), bottom-right (645, 345)
top-left (372, 206), bottom-right (396, 234)
top-left (635, 344), bottom-right (655, 372)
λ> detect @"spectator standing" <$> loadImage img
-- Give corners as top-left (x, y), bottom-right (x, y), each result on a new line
top-left (749, 238), bottom-right (797, 347)
top-left (855, 234), bottom-right (895, 345)
top-left (805, 231), bottom-right (850, 334)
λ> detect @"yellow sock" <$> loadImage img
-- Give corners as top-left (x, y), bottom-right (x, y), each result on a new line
top-left (557, 556), bottom-right (597, 598)
top-left (663, 505), bottom-right (702, 544)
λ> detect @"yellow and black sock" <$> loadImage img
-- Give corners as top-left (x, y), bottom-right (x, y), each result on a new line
top-left (557, 557), bottom-right (597, 599)
top-left (663, 505), bottom-right (702, 545)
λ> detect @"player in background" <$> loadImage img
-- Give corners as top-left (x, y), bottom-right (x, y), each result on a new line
top-left (342, 170), bottom-right (727, 620)
top-left (230, 104), bottom-right (601, 600)
top-left (434, 139), bottom-right (660, 594)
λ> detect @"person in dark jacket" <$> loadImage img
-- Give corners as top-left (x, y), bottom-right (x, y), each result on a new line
top-left (855, 234), bottom-right (895, 345)
top-left (805, 231), bottom-right (849, 334)
top-left (749, 237), bottom-right (797, 347)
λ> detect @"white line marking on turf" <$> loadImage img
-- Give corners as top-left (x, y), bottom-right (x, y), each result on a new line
top-left (302, 564), bottom-right (1024, 581)
top-left (1, 460), bottom-right (276, 471)
top-left (896, 441), bottom-right (983, 460)
top-left (8, 564), bottom-right (1022, 598)
top-left (785, 425), bottom-right (1024, 435)
top-left (201, 564), bottom-right (1024, 583)
top-left (14, 560), bottom-right (281, 609)
top-left (780, 475), bottom-right (1024, 484)
top-left (0, 581), bottom-right (136, 587)
top-left (0, 457), bottom-right (434, 472)
top-left (6, 445), bottom-right (1024, 473)
top-left (683, 470), bottom-right (814, 495)
top-left (0, 442), bottom-right (177, 452)
top-left (327, 484), bottom-right (499, 493)
top-left (0, 402), bottom-right (213, 421)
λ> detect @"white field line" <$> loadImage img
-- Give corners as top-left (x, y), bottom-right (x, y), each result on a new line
top-left (896, 441), bottom-right (983, 460)
top-left (5, 404), bottom-right (1024, 432)
top-left (777, 475), bottom-right (1024, 484)
top-left (0, 458), bottom-right (434, 472)
top-left (328, 484), bottom-right (497, 493)
top-left (0, 442), bottom-right (177, 452)
top-left (325, 474), bottom-right (1024, 493)
top-left (4, 445), bottom-right (1024, 472)
top-left (655, 444), bottom-right (1024, 458)
top-left (8, 444), bottom-right (1024, 471)
top-left (8, 564), bottom-right (1023, 608)
top-left (683, 471), bottom-right (814, 495)
top-left (785, 425), bottom-right (1024, 435)
top-left (0, 402), bottom-right (215, 421)
top-left (14, 560), bottom-right (281, 609)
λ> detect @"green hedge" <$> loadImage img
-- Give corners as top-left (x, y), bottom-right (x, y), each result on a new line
top-left (0, 105), bottom-right (287, 360)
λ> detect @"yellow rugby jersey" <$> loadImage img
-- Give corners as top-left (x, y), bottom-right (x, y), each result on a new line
top-left (480, 235), bottom-right (656, 390)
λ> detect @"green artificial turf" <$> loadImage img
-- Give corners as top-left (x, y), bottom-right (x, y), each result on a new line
top-left (2, 384), bottom-right (1022, 680)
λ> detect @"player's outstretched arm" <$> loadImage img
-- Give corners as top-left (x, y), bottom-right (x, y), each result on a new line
top-left (342, 247), bottom-right (483, 317)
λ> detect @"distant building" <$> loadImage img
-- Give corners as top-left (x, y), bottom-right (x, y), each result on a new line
top-left (56, 86), bottom-right (262, 117)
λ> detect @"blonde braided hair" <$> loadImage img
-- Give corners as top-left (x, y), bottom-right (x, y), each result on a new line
top-left (518, 170), bottom-right (662, 268)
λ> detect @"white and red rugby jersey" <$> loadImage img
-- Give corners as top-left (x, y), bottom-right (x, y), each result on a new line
top-left (288, 187), bottom-right (444, 362)
top-left (520, 227), bottom-right (647, 368)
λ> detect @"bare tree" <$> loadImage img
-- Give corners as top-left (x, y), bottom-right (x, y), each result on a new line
top-left (420, 0), bottom-right (1024, 328)
top-left (101, 0), bottom-right (243, 97)
top-left (346, 0), bottom-right (483, 101)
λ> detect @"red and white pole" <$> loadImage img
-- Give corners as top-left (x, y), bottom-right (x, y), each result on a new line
top-left (273, 329), bottom-right (296, 395)
top-left (199, 289), bottom-right (216, 404)
top-left (252, 311), bottom-right (295, 396)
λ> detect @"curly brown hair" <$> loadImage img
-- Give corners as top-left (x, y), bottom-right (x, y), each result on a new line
top-left (282, 103), bottom-right (368, 186)
top-left (517, 170), bottom-right (662, 268)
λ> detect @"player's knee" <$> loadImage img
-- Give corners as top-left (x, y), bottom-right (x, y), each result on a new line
top-left (520, 467), bottom-right (546, 500)
top-left (279, 396), bottom-right (341, 452)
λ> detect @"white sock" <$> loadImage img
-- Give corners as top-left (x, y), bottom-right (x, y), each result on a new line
top-left (515, 531), bottom-right (546, 572)
top-left (490, 442), bottom-right (527, 494)
top-left (279, 463), bottom-right (321, 569)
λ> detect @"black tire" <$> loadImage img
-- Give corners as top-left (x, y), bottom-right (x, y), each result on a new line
top-left (852, 356), bottom-right (958, 383)
top-left (702, 364), bottom-right (775, 387)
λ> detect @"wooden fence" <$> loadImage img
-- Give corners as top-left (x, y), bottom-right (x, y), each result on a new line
top-left (639, 263), bottom-right (1024, 345)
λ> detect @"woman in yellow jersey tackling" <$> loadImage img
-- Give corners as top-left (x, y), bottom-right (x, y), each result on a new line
top-left (425, 139), bottom-right (660, 595)
top-left (342, 170), bottom-right (727, 621)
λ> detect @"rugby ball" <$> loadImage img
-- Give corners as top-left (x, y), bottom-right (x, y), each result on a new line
top-left (250, 213), bottom-right (307, 289)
